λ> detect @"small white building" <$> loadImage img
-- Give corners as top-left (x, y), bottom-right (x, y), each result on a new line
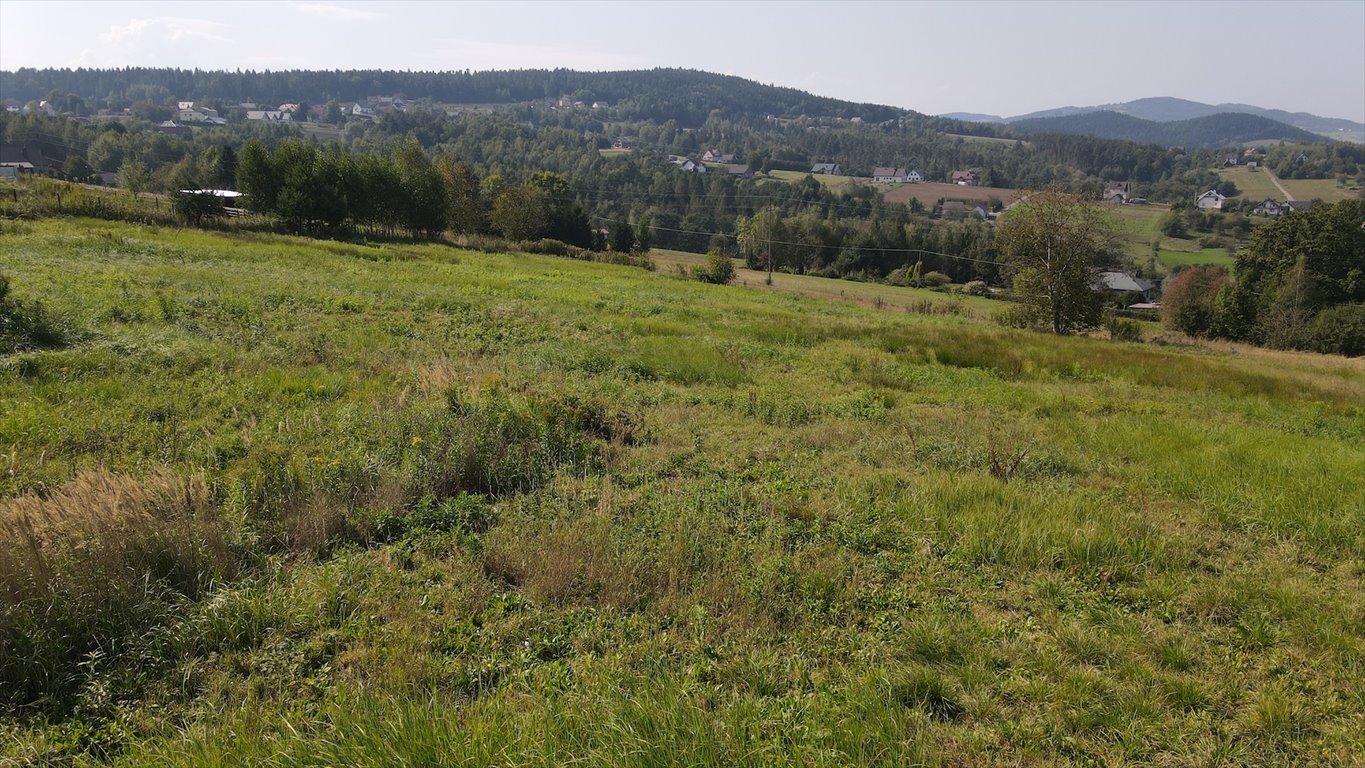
top-left (1195, 190), bottom-right (1226, 210)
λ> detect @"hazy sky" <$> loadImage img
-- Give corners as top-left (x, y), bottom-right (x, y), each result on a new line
top-left (2, 0), bottom-right (1362, 121)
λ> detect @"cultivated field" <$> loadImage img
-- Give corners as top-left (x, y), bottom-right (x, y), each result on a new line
top-left (880, 181), bottom-right (1027, 209)
top-left (3, 219), bottom-right (1364, 765)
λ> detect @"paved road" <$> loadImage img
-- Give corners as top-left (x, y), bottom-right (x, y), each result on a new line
top-left (1265, 169), bottom-right (1294, 201)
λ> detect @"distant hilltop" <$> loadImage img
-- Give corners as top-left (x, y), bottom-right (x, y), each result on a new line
top-left (941, 96), bottom-right (1364, 143)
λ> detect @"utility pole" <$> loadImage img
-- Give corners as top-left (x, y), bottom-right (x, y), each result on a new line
top-left (766, 231), bottom-right (773, 286)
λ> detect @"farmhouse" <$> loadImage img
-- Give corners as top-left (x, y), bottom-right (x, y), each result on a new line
top-left (905, 169), bottom-right (924, 183)
top-left (810, 163), bottom-right (842, 175)
top-left (1252, 199), bottom-right (1288, 217)
top-left (872, 167), bottom-right (911, 183)
top-left (155, 120), bottom-right (193, 137)
top-left (1195, 190), bottom-right (1226, 210)
top-left (939, 200), bottom-right (967, 219)
top-left (951, 170), bottom-right (980, 186)
top-left (701, 148), bottom-right (734, 163)
top-left (672, 157), bottom-right (706, 173)
top-left (0, 142), bottom-right (57, 174)
top-left (1103, 181), bottom-right (1131, 204)
top-left (247, 110), bottom-right (291, 122)
top-left (1285, 200), bottom-right (1317, 212)
top-left (722, 164), bottom-right (751, 178)
top-left (1097, 271), bottom-right (1156, 303)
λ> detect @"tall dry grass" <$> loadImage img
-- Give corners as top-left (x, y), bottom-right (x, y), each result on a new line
top-left (0, 468), bottom-right (235, 713)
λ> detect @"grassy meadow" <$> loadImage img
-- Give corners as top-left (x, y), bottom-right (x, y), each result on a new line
top-left (1093, 204), bottom-right (1237, 270)
top-left (2, 218), bottom-right (1364, 766)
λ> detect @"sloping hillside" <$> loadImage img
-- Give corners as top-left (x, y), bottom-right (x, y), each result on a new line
top-left (1009, 110), bottom-right (1325, 148)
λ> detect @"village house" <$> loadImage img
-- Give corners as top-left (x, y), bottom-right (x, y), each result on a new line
top-left (1195, 190), bottom-right (1226, 210)
top-left (701, 148), bottom-right (734, 163)
top-left (1251, 199), bottom-right (1288, 217)
top-left (672, 157), bottom-right (706, 173)
top-left (939, 200), bottom-right (968, 219)
top-left (155, 120), bottom-right (193, 137)
top-left (1097, 271), bottom-right (1156, 304)
top-left (247, 110), bottom-right (291, 123)
top-left (0, 142), bottom-right (57, 174)
top-left (722, 164), bottom-right (751, 178)
top-left (951, 170), bottom-right (981, 186)
top-left (1103, 181), bottom-right (1131, 204)
top-left (904, 169), bottom-right (924, 183)
top-left (810, 163), bottom-right (842, 175)
top-left (872, 167), bottom-right (911, 183)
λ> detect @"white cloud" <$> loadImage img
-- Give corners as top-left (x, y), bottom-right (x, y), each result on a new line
top-left (292, 2), bottom-right (380, 22)
top-left (419, 38), bottom-right (643, 72)
top-left (100, 16), bottom-right (232, 45)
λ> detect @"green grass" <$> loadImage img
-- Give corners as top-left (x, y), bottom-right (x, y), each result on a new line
top-left (767, 168), bottom-right (862, 190)
top-left (1277, 178), bottom-right (1360, 203)
top-left (2, 218), bottom-right (1364, 766)
top-left (1217, 167), bottom-right (1284, 201)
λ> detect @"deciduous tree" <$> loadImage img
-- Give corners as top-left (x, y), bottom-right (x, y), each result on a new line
top-left (995, 190), bottom-right (1112, 334)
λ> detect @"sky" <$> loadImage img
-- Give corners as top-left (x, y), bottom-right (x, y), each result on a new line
top-left (2, 0), bottom-right (1363, 122)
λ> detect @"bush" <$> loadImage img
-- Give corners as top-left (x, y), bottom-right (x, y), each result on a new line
top-left (1161, 266), bottom-right (1227, 337)
top-left (1105, 315), bottom-right (1143, 343)
top-left (963, 280), bottom-right (989, 296)
top-left (1303, 305), bottom-right (1365, 357)
top-left (992, 303), bottom-right (1038, 329)
top-left (0, 273), bottom-right (76, 353)
top-left (922, 271), bottom-right (951, 288)
top-left (693, 250), bottom-right (736, 285)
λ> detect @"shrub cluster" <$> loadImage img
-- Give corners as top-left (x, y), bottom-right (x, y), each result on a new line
top-left (0, 273), bottom-right (76, 354)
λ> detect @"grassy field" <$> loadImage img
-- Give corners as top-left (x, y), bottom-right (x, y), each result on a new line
top-left (767, 169), bottom-right (862, 190)
top-left (1216, 167), bottom-right (1284, 202)
top-left (1277, 178), bottom-right (1361, 203)
top-left (880, 182), bottom-right (1026, 209)
top-left (649, 249), bottom-right (1000, 318)
top-left (1100, 205), bottom-right (1237, 270)
top-left (3, 218), bottom-right (1364, 765)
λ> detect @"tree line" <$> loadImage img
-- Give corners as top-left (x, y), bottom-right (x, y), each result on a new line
top-left (1161, 200), bottom-right (1365, 356)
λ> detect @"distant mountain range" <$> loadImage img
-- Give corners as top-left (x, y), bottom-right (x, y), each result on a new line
top-left (941, 97), bottom-right (1364, 143)
top-left (1007, 111), bottom-right (1326, 150)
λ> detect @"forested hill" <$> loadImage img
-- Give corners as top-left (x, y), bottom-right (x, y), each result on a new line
top-left (0, 67), bottom-right (919, 127)
top-left (1008, 111), bottom-right (1326, 149)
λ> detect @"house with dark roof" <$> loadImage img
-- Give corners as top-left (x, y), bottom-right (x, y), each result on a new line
top-left (939, 200), bottom-right (968, 219)
top-left (722, 164), bottom-right (751, 177)
top-left (872, 167), bottom-right (911, 183)
top-left (156, 120), bottom-right (193, 137)
top-left (951, 170), bottom-right (981, 186)
top-left (701, 148), bottom-right (734, 163)
top-left (0, 142), bottom-right (57, 173)
top-left (1103, 181), bottom-right (1131, 204)
top-left (1251, 199), bottom-right (1288, 217)
top-left (1097, 271), bottom-right (1156, 303)
top-left (810, 163), bottom-right (842, 175)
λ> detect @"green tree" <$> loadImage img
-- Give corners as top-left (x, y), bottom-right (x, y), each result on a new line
top-left (436, 154), bottom-right (484, 234)
top-left (118, 159), bottom-right (149, 198)
top-left (490, 185), bottom-right (547, 241)
top-left (236, 139), bottom-right (277, 212)
top-left (995, 190), bottom-right (1111, 335)
top-left (1161, 266), bottom-right (1226, 336)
